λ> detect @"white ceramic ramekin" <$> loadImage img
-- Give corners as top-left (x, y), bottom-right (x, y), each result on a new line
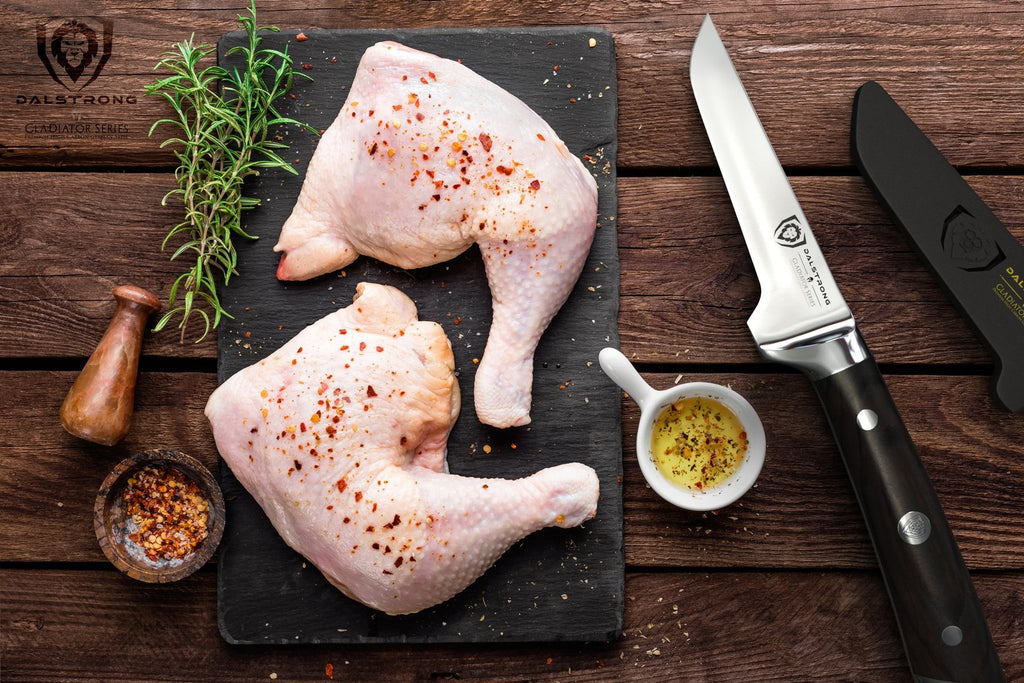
top-left (599, 347), bottom-right (766, 511)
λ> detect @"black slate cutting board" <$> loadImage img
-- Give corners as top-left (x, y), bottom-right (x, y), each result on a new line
top-left (214, 27), bottom-right (621, 644)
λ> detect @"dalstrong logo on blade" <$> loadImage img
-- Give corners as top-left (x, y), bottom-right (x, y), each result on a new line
top-left (774, 215), bottom-right (807, 248)
top-left (36, 17), bottom-right (113, 91)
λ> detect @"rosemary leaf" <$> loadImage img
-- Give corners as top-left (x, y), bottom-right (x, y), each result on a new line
top-left (147, 0), bottom-right (317, 343)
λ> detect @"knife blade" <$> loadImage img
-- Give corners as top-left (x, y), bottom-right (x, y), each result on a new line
top-left (689, 15), bottom-right (1004, 683)
top-left (852, 80), bottom-right (1024, 413)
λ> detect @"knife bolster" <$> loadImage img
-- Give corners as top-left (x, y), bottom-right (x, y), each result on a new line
top-left (757, 318), bottom-right (867, 380)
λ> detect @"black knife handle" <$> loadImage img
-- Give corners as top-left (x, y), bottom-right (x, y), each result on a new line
top-left (811, 355), bottom-right (1004, 683)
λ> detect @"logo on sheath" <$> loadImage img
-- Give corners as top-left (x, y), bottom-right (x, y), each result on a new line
top-left (942, 206), bottom-right (1003, 271)
top-left (774, 215), bottom-right (807, 248)
top-left (36, 18), bottom-right (113, 91)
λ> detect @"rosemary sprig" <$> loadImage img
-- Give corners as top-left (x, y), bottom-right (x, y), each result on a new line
top-left (146, 0), bottom-right (317, 343)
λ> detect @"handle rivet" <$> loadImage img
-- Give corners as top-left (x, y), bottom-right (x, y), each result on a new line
top-left (856, 408), bottom-right (878, 431)
top-left (941, 624), bottom-right (963, 646)
top-left (897, 510), bottom-right (931, 545)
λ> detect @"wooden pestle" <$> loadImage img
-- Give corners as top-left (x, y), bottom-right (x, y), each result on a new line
top-left (60, 285), bottom-right (162, 446)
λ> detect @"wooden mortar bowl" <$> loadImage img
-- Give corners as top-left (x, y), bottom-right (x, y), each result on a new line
top-left (94, 449), bottom-right (226, 583)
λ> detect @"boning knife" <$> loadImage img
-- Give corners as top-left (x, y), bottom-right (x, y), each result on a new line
top-left (689, 15), bottom-right (1004, 682)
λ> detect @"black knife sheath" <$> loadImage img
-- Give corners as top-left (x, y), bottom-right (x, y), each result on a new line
top-left (852, 80), bottom-right (1024, 413)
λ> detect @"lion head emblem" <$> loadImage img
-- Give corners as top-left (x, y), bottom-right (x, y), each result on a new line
top-left (36, 17), bottom-right (113, 91)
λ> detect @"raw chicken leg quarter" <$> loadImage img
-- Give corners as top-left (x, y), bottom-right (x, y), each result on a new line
top-left (205, 283), bottom-right (600, 615)
top-left (274, 41), bottom-right (599, 428)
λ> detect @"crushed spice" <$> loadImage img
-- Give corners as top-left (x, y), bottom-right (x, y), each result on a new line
top-left (123, 465), bottom-right (210, 562)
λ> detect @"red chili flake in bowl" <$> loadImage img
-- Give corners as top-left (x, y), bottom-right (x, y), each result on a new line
top-left (123, 465), bottom-right (210, 562)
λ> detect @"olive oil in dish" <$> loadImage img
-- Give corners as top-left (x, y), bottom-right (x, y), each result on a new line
top-left (650, 396), bottom-right (749, 491)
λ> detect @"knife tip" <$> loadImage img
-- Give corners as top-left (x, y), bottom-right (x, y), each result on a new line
top-left (693, 13), bottom-right (720, 60)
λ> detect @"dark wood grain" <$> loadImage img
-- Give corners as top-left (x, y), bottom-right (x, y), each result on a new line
top-left (0, 172), bottom-right (211, 359)
top-left (3, 1), bottom-right (1024, 680)
top-left (2, 568), bottom-right (1022, 682)
top-left (616, 174), bottom-right (1024, 364)
top-left (0, 371), bottom-right (217, 564)
top-left (3, 2), bottom-right (1024, 168)
top-left (4, 370), bottom-right (1021, 570)
top-left (4, 173), bottom-right (1023, 364)
top-left (622, 371), bottom-right (1024, 571)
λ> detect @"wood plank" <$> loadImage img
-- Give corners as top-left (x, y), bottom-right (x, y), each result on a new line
top-left (3, 2), bottom-right (1023, 679)
top-left (4, 370), bottom-right (1021, 569)
top-left (621, 371), bottom-right (1024, 570)
top-left (0, 172), bottom-right (215, 358)
top-left (3, 3), bottom-right (1024, 168)
top-left (2, 568), bottom-right (1022, 681)
top-left (3, 173), bottom-right (1022, 362)
top-left (614, 174), bottom-right (1024, 364)
top-left (0, 371), bottom-right (218, 565)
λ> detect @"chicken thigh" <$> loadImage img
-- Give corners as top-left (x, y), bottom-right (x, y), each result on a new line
top-left (205, 283), bottom-right (600, 615)
top-left (274, 42), bottom-right (599, 429)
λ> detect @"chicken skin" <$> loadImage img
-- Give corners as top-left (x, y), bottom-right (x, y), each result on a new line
top-left (274, 42), bottom-right (599, 428)
top-left (205, 283), bottom-right (600, 615)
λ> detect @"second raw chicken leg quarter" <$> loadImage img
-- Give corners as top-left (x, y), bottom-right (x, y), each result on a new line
top-left (274, 41), bottom-right (599, 428)
top-left (205, 283), bottom-right (600, 614)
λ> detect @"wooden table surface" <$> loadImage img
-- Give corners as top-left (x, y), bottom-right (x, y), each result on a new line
top-left (3, 1), bottom-right (1023, 681)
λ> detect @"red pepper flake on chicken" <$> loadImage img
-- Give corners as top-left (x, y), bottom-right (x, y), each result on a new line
top-left (274, 42), bottom-right (599, 429)
top-left (205, 283), bottom-right (599, 615)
